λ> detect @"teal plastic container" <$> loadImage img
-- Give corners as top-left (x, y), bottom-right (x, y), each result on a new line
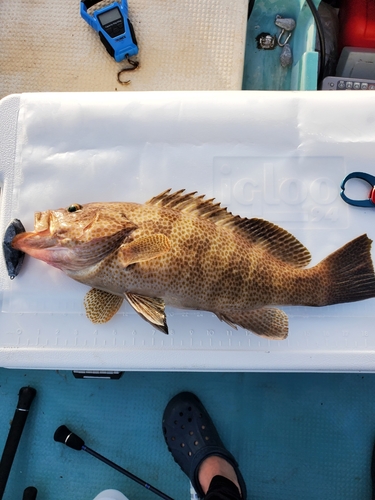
top-left (243, 0), bottom-right (320, 90)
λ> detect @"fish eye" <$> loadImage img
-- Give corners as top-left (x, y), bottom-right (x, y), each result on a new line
top-left (67, 204), bottom-right (83, 213)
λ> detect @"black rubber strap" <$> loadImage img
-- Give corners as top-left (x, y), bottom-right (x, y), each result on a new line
top-left (81, 0), bottom-right (104, 9)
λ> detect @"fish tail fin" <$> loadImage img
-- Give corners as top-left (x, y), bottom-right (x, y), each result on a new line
top-left (317, 234), bottom-right (375, 305)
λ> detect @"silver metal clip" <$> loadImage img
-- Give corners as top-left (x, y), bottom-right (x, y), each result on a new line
top-left (275, 15), bottom-right (296, 47)
top-left (277, 29), bottom-right (292, 47)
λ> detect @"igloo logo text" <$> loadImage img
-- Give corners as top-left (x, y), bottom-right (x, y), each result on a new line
top-left (213, 157), bottom-right (347, 228)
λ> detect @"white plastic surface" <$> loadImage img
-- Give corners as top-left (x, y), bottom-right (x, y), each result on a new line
top-left (93, 490), bottom-right (129, 500)
top-left (1, 91), bottom-right (375, 371)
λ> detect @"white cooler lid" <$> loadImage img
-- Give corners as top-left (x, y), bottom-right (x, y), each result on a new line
top-left (1, 91), bottom-right (375, 371)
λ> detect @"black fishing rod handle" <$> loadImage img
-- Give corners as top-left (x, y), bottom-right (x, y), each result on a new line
top-left (22, 486), bottom-right (38, 499)
top-left (0, 387), bottom-right (37, 499)
top-left (16, 387), bottom-right (37, 412)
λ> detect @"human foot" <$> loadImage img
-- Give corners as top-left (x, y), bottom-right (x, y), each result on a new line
top-left (162, 392), bottom-right (246, 499)
top-left (198, 455), bottom-right (242, 496)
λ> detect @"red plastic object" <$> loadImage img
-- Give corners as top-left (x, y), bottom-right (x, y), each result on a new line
top-left (339, 0), bottom-right (375, 50)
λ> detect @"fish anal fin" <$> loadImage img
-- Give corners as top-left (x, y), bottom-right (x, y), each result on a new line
top-left (118, 234), bottom-right (171, 267)
top-left (126, 292), bottom-right (168, 334)
top-left (84, 288), bottom-right (124, 324)
top-left (217, 307), bottom-right (288, 340)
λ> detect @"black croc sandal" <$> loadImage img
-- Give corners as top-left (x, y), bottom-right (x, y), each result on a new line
top-left (162, 392), bottom-right (247, 499)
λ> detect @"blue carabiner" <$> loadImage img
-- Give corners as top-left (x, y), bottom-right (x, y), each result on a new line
top-left (340, 171), bottom-right (375, 207)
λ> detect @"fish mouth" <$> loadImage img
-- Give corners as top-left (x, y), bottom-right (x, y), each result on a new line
top-left (10, 206), bottom-right (137, 272)
top-left (11, 230), bottom-right (62, 267)
top-left (11, 210), bottom-right (58, 253)
top-left (12, 230), bottom-right (57, 251)
top-left (10, 222), bottom-right (130, 272)
top-left (12, 230), bottom-right (88, 271)
top-left (10, 208), bottom-right (90, 256)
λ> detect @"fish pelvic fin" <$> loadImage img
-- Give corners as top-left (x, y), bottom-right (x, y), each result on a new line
top-left (217, 307), bottom-right (288, 340)
top-left (84, 288), bottom-right (124, 323)
top-left (146, 189), bottom-right (310, 267)
top-left (118, 234), bottom-right (171, 267)
top-left (316, 234), bottom-right (375, 305)
top-left (125, 293), bottom-right (168, 334)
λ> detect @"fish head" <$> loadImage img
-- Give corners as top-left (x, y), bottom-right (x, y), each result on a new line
top-left (11, 203), bottom-right (137, 272)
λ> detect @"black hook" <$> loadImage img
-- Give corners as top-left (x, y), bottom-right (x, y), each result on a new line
top-left (117, 58), bottom-right (139, 85)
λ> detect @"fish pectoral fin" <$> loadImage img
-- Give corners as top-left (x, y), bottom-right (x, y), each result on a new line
top-left (84, 288), bottom-right (124, 324)
top-left (125, 292), bottom-right (168, 334)
top-left (217, 307), bottom-right (288, 340)
top-left (118, 234), bottom-right (171, 267)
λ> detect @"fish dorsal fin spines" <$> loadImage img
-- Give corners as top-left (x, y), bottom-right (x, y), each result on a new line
top-left (146, 189), bottom-right (237, 225)
top-left (147, 190), bottom-right (311, 267)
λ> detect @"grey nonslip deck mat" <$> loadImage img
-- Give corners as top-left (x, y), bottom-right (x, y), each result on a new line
top-left (0, 0), bottom-right (247, 98)
top-left (0, 369), bottom-right (375, 500)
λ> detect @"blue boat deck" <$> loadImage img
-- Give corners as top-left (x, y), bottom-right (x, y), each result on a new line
top-left (0, 369), bottom-right (374, 499)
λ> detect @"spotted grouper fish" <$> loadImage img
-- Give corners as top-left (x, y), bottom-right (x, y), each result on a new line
top-left (11, 189), bottom-right (375, 339)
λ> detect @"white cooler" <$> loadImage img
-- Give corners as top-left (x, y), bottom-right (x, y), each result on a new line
top-left (1, 91), bottom-right (375, 372)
